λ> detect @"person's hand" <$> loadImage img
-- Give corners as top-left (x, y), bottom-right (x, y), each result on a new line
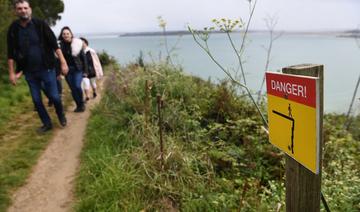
top-left (61, 62), bottom-right (69, 76)
top-left (16, 71), bottom-right (23, 79)
top-left (9, 72), bottom-right (17, 86)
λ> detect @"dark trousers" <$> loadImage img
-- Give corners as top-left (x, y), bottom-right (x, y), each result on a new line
top-left (42, 77), bottom-right (62, 101)
top-left (24, 69), bottom-right (64, 126)
top-left (65, 66), bottom-right (84, 108)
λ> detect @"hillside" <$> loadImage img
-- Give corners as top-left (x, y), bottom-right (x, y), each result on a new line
top-left (74, 61), bottom-right (360, 211)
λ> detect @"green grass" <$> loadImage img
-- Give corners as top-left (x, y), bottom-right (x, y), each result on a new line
top-left (0, 78), bottom-right (56, 211)
top-left (75, 63), bottom-right (284, 211)
top-left (0, 75), bottom-right (81, 212)
top-left (0, 78), bottom-right (32, 128)
top-left (75, 62), bottom-right (360, 211)
top-left (0, 126), bottom-right (52, 211)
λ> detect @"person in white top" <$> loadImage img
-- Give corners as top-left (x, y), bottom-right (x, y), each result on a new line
top-left (80, 37), bottom-right (104, 101)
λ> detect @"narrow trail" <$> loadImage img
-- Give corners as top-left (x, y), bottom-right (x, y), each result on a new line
top-left (7, 79), bottom-right (105, 212)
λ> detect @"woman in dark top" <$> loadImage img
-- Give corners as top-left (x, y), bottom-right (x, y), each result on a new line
top-left (58, 26), bottom-right (88, 112)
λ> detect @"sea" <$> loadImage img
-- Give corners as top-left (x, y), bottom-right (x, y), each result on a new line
top-left (85, 32), bottom-right (360, 114)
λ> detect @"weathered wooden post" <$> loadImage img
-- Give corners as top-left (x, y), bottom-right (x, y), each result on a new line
top-left (266, 64), bottom-right (324, 211)
top-left (282, 64), bottom-right (324, 212)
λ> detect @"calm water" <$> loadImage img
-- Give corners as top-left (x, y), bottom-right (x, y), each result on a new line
top-left (87, 32), bottom-right (360, 113)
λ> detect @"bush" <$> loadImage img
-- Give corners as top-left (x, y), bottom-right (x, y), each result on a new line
top-left (97, 50), bottom-right (116, 66)
top-left (76, 62), bottom-right (359, 211)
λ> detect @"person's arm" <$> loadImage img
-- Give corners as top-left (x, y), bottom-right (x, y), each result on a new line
top-left (8, 59), bottom-right (17, 85)
top-left (55, 48), bottom-right (69, 75)
top-left (7, 23), bottom-right (18, 85)
top-left (91, 50), bottom-right (104, 78)
top-left (41, 20), bottom-right (69, 75)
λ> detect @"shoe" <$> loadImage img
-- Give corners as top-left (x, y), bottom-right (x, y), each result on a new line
top-left (74, 105), bottom-right (85, 113)
top-left (93, 92), bottom-right (97, 98)
top-left (59, 114), bottom-right (67, 127)
top-left (37, 125), bottom-right (52, 133)
top-left (85, 97), bottom-right (90, 102)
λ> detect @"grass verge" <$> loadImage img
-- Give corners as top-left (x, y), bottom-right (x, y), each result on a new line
top-left (0, 75), bottom-right (77, 211)
top-left (76, 62), bottom-right (359, 211)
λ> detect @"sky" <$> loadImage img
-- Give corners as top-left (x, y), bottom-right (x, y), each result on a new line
top-left (52, 0), bottom-right (360, 34)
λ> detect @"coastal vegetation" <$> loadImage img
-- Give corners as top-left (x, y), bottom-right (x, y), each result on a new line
top-left (75, 60), bottom-right (359, 211)
top-left (0, 0), bottom-right (359, 211)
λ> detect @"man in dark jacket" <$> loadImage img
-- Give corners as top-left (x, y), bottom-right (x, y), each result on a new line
top-left (7, 0), bottom-right (69, 133)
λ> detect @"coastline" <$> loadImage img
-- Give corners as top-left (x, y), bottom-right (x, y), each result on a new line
top-left (80, 30), bottom-right (359, 38)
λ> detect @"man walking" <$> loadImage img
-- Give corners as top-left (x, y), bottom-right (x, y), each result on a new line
top-left (7, 0), bottom-right (69, 133)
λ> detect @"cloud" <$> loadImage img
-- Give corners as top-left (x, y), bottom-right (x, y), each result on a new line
top-left (53, 0), bottom-right (360, 34)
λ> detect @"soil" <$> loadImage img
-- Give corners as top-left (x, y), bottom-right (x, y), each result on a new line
top-left (7, 80), bottom-right (104, 212)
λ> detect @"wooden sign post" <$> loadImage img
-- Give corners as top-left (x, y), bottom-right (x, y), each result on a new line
top-left (266, 64), bottom-right (324, 211)
top-left (282, 64), bottom-right (323, 212)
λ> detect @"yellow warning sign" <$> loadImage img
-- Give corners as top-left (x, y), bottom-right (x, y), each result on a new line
top-left (266, 72), bottom-right (320, 174)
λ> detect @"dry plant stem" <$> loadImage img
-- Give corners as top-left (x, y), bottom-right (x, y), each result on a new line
top-left (257, 33), bottom-right (274, 103)
top-left (162, 27), bottom-right (175, 67)
top-left (257, 17), bottom-right (282, 104)
top-left (189, 30), bottom-right (268, 128)
top-left (344, 74), bottom-right (360, 129)
top-left (144, 80), bottom-right (150, 128)
top-left (169, 35), bottom-right (182, 54)
top-left (237, 0), bottom-right (258, 85)
top-left (157, 94), bottom-right (165, 168)
top-left (187, 0), bottom-right (267, 128)
top-left (226, 31), bottom-right (244, 83)
top-left (344, 34), bottom-right (360, 129)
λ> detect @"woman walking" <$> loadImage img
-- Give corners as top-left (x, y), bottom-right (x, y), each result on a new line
top-left (58, 26), bottom-right (88, 112)
top-left (80, 37), bottom-right (103, 101)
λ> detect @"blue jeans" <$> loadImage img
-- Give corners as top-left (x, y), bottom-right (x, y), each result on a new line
top-left (65, 66), bottom-right (84, 108)
top-left (24, 69), bottom-right (64, 126)
top-left (41, 78), bottom-right (62, 101)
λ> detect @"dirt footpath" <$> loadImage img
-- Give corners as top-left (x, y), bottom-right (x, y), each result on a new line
top-left (8, 80), bottom-right (104, 212)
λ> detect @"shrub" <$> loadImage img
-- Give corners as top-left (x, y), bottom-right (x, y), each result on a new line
top-left (97, 50), bottom-right (116, 66)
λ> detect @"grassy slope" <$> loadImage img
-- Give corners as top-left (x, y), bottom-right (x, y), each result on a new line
top-left (0, 78), bottom-right (52, 211)
top-left (76, 63), bottom-right (360, 211)
top-left (0, 76), bottom-right (76, 211)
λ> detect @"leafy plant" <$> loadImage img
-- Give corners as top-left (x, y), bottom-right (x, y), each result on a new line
top-left (157, 16), bottom-right (182, 67)
top-left (98, 50), bottom-right (116, 66)
top-left (188, 0), bottom-right (269, 129)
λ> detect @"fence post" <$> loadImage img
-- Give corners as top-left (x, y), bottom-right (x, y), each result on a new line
top-left (282, 64), bottom-right (324, 212)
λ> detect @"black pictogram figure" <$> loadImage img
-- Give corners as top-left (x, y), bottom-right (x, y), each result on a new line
top-left (272, 104), bottom-right (295, 154)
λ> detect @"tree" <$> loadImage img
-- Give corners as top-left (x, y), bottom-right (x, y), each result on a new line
top-left (29, 0), bottom-right (64, 26)
top-left (0, 0), bottom-right (14, 79)
top-left (5, 0), bottom-right (65, 26)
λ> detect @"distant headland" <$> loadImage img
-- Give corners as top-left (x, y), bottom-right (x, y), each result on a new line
top-left (79, 29), bottom-right (360, 39)
top-left (118, 30), bottom-right (360, 38)
top-left (337, 29), bottom-right (360, 38)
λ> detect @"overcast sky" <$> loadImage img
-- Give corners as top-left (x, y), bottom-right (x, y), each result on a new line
top-left (52, 0), bottom-right (360, 34)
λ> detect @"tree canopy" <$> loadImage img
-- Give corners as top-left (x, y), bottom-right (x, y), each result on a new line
top-left (29, 0), bottom-right (65, 26)
top-left (0, 0), bottom-right (15, 78)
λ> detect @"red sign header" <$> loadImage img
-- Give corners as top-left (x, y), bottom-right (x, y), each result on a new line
top-left (266, 72), bottom-right (317, 108)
